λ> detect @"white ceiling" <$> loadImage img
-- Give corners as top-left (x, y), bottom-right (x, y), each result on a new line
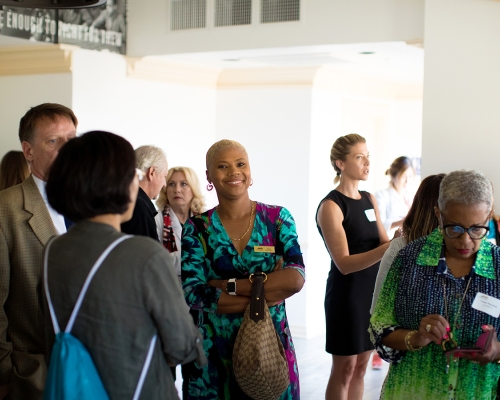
top-left (0, 34), bottom-right (424, 84)
top-left (150, 41), bottom-right (424, 84)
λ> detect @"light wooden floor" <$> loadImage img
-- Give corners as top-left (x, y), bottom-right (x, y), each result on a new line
top-left (174, 334), bottom-right (389, 399)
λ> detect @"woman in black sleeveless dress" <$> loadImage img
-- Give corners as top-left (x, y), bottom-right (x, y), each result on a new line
top-left (316, 134), bottom-right (390, 400)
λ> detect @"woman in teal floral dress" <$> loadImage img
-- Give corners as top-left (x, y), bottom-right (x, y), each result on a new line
top-left (181, 140), bottom-right (305, 399)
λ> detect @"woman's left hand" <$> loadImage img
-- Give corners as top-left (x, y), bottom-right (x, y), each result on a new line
top-left (460, 325), bottom-right (500, 365)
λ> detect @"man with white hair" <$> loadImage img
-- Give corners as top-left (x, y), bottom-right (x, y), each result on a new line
top-left (121, 145), bottom-right (168, 241)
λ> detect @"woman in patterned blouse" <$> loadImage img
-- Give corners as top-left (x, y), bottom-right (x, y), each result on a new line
top-left (370, 169), bottom-right (500, 399)
top-left (181, 139), bottom-right (305, 400)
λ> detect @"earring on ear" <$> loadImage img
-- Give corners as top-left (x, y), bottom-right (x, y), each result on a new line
top-left (250, 179), bottom-right (254, 186)
top-left (207, 183), bottom-right (214, 191)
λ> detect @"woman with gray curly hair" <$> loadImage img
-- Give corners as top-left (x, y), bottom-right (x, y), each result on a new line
top-left (370, 169), bottom-right (500, 399)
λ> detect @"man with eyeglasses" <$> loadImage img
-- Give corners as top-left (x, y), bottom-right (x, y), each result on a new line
top-left (121, 145), bottom-right (168, 242)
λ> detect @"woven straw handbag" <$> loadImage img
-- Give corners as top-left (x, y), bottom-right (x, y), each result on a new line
top-left (233, 271), bottom-right (290, 400)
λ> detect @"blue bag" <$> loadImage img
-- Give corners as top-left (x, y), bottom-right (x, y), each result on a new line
top-left (44, 235), bottom-right (157, 400)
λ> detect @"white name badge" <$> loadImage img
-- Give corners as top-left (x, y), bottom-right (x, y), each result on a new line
top-left (472, 292), bottom-right (500, 318)
top-left (364, 209), bottom-right (376, 222)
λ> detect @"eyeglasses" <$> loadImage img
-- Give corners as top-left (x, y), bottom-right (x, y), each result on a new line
top-left (442, 224), bottom-right (489, 240)
top-left (135, 168), bottom-right (146, 182)
top-left (439, 213), bottom-right (489, 240)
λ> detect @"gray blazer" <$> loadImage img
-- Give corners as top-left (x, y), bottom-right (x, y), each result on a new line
top-left (44, 220), bottom-right (205, 399)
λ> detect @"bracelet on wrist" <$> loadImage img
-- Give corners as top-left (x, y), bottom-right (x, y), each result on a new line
top-left (405, 330), bottom-right (422, 351)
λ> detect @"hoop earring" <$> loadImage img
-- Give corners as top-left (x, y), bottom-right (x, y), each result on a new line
top-left (207, 183), bottom-right (214, 191)
top-left (250, 179), bottom-right (254, 186)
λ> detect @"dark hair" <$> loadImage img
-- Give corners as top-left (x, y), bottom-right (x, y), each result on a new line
top-left (46, 131), bottom-right (135, 222)
top-left (403, 174), bottom-right (446, 242)
top-left (386, 156), bottom-right (414, 180)
top-left (19, 103), bottom-right (78, 144)
top-left (0, 151), bottom-right (30, 191)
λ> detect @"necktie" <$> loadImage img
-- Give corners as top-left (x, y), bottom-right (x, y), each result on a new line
top-left (64, 217), bottom-right (74, 231)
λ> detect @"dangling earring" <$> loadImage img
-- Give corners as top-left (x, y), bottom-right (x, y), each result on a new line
top-left (250, 179), bottom-right (254, 186)
top-left (207, 183), bottom-right (214, 191)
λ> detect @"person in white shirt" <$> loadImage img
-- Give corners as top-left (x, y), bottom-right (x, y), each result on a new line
top-left (0, 103), bottom-right (77, 400)
top-left (375, 156), bottom-right (415, 238)
top-left (371, 173), bottom-right (445, 314)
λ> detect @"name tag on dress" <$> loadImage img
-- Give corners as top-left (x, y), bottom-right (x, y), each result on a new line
top-left (472, 292), bottom-right (500, 317)
top-left (254, 246), bottom-right (275, 253)
top-left (364, 209), bottom-right (376, 222)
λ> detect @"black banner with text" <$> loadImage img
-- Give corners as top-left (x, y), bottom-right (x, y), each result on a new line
top-left (0, 0), bottom-right (126, 54)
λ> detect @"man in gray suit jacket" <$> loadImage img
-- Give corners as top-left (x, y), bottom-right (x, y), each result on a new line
top-left (0, 103), bottom-right (77, 399)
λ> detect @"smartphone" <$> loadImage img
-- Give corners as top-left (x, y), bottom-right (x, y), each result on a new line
top-left (445, 329), bottom-right (495, 357)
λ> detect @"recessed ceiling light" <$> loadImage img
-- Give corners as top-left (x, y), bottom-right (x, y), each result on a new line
top-left (359, 52), bottom-right (375, 55)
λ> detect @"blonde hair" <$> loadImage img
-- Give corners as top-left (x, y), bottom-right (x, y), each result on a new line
top-left (135, 145), bottom-right (167, 172)
top-left (330, 134), bottom-right (366, 184)
top-left (206, 139), bottom-right (248, 170)
top-left (156, 166), bottom-right (206, 214)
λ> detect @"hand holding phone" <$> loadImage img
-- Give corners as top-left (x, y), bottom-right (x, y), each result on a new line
top-left (445, 329), bottom-right (494, 357)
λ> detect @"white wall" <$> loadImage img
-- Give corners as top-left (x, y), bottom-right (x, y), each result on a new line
top-left (422, 0), bottom-right (500, 190)
top-left (127, 0), bottom-right (424, 56)
top-left (216, 85), bottom-right (313, 335)
top-left (0, 73), bottom-right (72, 156)
top-left (70, 49), bottom-right (218, 190)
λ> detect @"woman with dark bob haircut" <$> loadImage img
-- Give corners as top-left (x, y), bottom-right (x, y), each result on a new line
top-left (44, 131), bottom-right (206, 399)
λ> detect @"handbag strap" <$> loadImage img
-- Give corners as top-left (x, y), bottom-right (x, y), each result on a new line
top-left (44, 235), bottom-right (132, 334)
top-left (249, 272), bottom-right (266, 322)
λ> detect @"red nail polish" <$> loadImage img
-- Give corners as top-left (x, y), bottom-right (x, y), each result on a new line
top-left (443, 334), bottom-right (449, 339)
top-left (446, 326), bottom-right (451, 332)
top-left (482, 325), bottom-right (489, 330)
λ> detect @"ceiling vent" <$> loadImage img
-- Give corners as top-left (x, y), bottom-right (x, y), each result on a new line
top-left (171, 0), bottom-right (207, 30)
top-left (215, 0), bottom-right (251, 27)
top-left (261, 0), bottom-right (299, 23)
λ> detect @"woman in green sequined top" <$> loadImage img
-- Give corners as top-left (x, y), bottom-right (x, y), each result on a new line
top-left (370, 169), bottom-right (500, 399)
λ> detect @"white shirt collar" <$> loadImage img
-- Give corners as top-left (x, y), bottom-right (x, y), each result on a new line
top-left (32, 174), bottom-right (67, 235)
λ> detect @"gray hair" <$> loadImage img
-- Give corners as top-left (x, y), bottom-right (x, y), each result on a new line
top-left (135, 145), bottom-right (167, 172)
top-left (438, 169), bottom-right (493, 211)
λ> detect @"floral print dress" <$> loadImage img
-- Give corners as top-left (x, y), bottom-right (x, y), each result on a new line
top-left (181, 202), bottom-right (305, 400)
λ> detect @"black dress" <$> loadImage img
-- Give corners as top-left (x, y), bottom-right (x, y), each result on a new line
top-left (316, 190), bottom-right (381, 355)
